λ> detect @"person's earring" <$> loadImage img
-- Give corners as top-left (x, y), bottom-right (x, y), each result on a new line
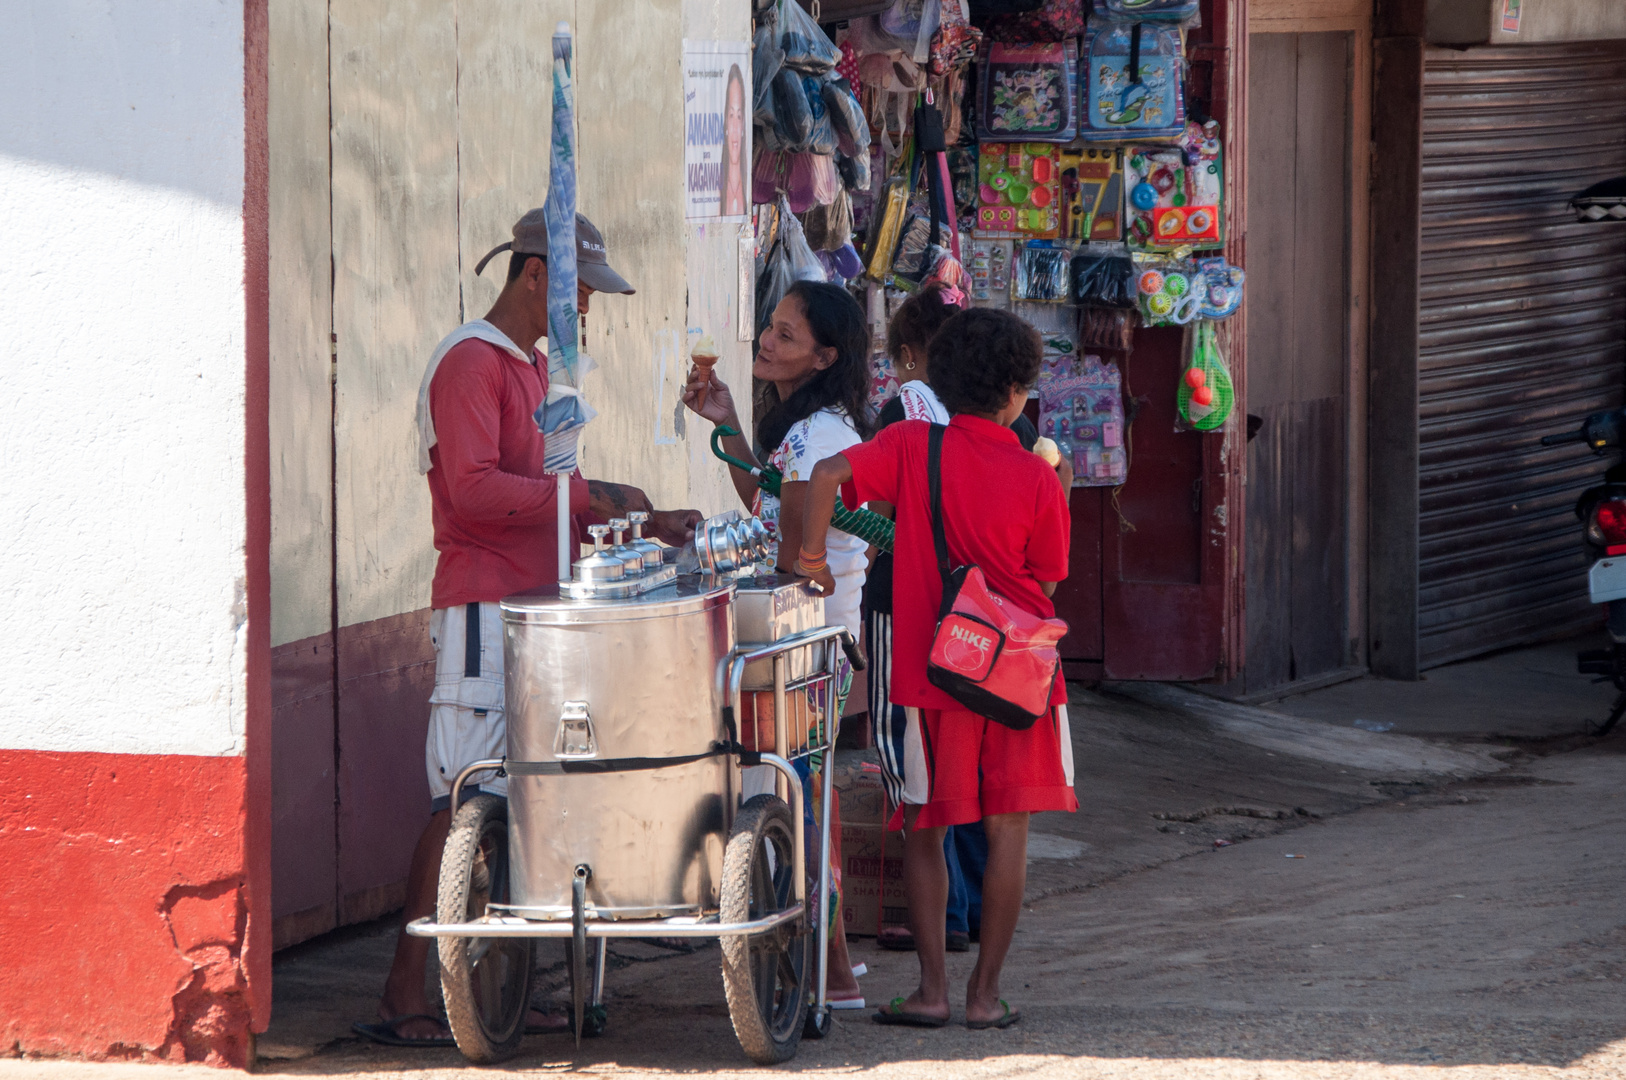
top-left (904, 360), bottom-right (916, 371)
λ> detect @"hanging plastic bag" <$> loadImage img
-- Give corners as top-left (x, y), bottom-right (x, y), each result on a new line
top-left (805, 188), bottom-right (854, 251)
top-left (1177, 320), bottom-right (1234, 431)
top-left (800, 75), bottom-right (839, 155)
top-left (822, 77), bottom-right (870, 159)
top-left (772, 66), bottom-right (814, 147)
top-left (837, 148), bottom-right (872, 192)
top-left (754, 150), bottom-right (821, 212)
top-left (780, 200), bottom-right (827, 283)
top-left (780, 0), bottom-right (841, 73)
top-left (880, 0), bottom-right (941, 64)
top-left (808, 152), bottom-right (842, 206)
top-left (1069, 246), bottom-right (1137, 308)
top-left (753, 20), bottom-right (785, 126)
top-left (757, 238), bottom-right (796, 333)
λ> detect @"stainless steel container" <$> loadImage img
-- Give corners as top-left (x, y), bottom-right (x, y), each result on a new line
top-left (500, 578), bottom-right (736, 919)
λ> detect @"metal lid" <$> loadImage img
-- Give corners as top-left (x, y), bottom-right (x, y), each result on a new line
top-left (501, 575), bottom-right (735, 624)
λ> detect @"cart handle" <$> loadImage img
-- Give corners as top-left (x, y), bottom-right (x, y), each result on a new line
top-left (449, 758), bottom-right (506, 813)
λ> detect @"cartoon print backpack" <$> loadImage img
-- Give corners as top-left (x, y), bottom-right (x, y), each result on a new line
top-left (1091, 0), bottom-right (1201, 23)
top-left (1080, 21), bottom-right (1186, 141)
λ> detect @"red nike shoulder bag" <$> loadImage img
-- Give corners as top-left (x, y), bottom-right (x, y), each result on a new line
top-left (923, 424), bottom-right (1068, 730)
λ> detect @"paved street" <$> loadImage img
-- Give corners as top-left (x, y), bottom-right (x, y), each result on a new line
top-left (6, 638), bottom-right (1624, 1079)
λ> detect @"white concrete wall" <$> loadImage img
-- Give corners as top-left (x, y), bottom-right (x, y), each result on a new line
top-left (0, 1), bottom-right (248, 756)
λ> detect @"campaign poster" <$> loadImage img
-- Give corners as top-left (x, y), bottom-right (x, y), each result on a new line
top-left (683, 40), bottom-right (751, 223)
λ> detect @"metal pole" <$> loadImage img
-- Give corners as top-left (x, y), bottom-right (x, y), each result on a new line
top-left (814, 637), bottom-right (842, 1012)
top-left (556, 471), bottom-right (571, 582)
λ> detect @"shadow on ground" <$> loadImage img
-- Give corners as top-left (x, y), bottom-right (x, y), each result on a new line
top-left (256, 636), bottom-right (1626, 1077)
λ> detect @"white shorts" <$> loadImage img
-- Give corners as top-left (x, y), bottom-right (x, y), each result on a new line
top-left (427, 602), bottom-right (508, 810)
top-left (898, 703), bottom-right (1074, 806)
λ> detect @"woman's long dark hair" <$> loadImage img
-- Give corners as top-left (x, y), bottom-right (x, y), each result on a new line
top-left (756, 280), bottom-right (874, 455)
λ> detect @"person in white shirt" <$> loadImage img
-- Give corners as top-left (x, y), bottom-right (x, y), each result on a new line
top-left (683, 279), bottom-right (872, 1008)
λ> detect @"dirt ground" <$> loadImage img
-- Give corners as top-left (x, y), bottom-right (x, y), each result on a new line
top-left (6, 638), bottom-right (1625, 1079)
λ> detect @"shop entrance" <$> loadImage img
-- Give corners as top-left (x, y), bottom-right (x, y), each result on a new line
top-left (1237, 27), bottom-right (1367, 695)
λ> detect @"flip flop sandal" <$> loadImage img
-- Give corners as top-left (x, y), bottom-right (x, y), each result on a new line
top-left (877, 927), bottom-right (916, 951)
top-left (872, 996), bottom-right (949, 1028)
top-left (351, 1013), bottom-right (455, 1048)
top-left (828, 994), bottom-right (866, 1011)
top-left (966, 1000), bottom-right (1021, 1030)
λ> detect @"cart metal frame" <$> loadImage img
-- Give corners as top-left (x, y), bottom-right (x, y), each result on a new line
top-left (407, 622), bottom-right (854, 1060)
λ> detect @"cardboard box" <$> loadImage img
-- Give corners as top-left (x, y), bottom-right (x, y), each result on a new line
top-left (840, 821), bottom-right (907, 937)
top-left (832, 760), bottom-right (888, 827)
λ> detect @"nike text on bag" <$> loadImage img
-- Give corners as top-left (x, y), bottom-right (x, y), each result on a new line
top-left (924, 424), bottom-right (1068, 729)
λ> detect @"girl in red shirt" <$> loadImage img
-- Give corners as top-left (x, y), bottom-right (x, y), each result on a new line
top-left (797, 308), bottom-right (1076, 1031)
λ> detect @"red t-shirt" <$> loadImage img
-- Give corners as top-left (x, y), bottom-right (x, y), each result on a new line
top-left (427, 339), bottom-right (590, 609)
top-left (843, 415), bottom-right (1071, 710)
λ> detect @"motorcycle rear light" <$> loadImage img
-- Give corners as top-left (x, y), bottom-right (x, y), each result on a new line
top-left (1593, 499), bottom-right (1626, 546)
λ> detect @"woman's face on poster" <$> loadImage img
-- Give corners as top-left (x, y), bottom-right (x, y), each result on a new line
top-left (725, 76), bottom-right (745, 161)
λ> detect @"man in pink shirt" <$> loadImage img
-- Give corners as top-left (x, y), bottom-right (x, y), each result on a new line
top-left (357, 212), bottom-right (701, 1047)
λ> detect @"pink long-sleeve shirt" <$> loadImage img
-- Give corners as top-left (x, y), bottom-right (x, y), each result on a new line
top-left (427, 339), bottom-right (590, 609)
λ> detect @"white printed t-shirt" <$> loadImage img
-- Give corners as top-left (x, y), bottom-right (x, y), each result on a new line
top-left (753, 407), bottom-right (869, 638)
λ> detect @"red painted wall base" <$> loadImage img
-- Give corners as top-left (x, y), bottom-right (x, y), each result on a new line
top-left (0, 750), bottom-right (259, 1068)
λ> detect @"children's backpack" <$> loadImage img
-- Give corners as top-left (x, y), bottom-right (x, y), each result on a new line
top-left (976, 41), bottom-right (1077, 142)
top-left (1080, 22), bottom-right (1186, 141)
top-left (1091, 0), bottom-right (1200, 23)
top-left (979, 0), bottom-right (1086, 43)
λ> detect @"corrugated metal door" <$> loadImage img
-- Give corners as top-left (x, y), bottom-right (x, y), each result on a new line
top-left (1417, 41), bottom-right (1626, 668)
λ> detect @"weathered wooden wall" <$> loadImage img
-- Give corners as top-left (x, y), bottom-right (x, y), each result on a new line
top-left (268, 0), bottom-right (754, 946)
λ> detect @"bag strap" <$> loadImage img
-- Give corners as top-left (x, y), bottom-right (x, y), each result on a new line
top-left (928, 423), bottom-right (952, 585)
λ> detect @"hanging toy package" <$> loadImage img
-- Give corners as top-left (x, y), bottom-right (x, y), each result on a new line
top-left (1177, 320), bottom-right (1235, 432)
top-left (1014, 243), bottom-right (1071, 303)
top-left (1057, 146), bottom-right (1124, 243)
top-left (1135, 258), bottom-right (1202, 326)
top-left (967, 238), bottom-right (1013, 307)
top-left (1195, 257), bottom-right (1245, 318)
top-left (976, 41), bottom-right (1078, 143)
top-left (1037, 351), bottom-right (1128, 487)
top-left (1124, 121), bottom-right (1224, 251)
top-left (976, 142), bottom-right (1061, 239)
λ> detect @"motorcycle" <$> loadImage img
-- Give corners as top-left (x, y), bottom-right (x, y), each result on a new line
top-left (1541, 408), bottom-right (1626, 735)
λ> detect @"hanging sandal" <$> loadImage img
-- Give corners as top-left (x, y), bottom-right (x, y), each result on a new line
top-left (966, 1000), bottom-right (1021, 1030)
top-left (873, 996), bottom-right (949, 1028)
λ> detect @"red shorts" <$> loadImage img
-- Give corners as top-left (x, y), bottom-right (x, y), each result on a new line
top-left (888, 704), bottom-right (1078, 830)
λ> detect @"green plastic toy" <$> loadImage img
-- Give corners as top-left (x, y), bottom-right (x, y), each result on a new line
top-left (1176, 321), bottom-right (1235, 431)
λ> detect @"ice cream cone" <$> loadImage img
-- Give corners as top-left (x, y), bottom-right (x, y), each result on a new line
top-left (690, 335), bottom-right (719, 410)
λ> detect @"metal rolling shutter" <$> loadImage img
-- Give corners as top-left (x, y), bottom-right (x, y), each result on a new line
top-left (1416, 41), bottom-right (1626, 668)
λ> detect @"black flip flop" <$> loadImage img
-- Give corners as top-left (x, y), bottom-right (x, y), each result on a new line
top-left (873, 996), bottom-right (948, 1028)
top-left (966, 1000), bottom-right (1020, 1030)
top-left (351, 1013), bottom-right (455, 1048)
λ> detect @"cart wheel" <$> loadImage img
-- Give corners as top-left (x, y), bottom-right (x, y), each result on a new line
top-left (720, 794), bottom-right (810, 1064)
top-left (804, 1005), bottom-right (833, 1040)
top-left (438, 794), bottom-right (532, 1063)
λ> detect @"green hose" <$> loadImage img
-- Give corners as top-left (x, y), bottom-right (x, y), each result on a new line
top-left (711, 425), bottom-right (895, 553)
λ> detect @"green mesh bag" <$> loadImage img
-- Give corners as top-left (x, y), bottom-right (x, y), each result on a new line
top-left (711, 425), bottom-right (895, 552)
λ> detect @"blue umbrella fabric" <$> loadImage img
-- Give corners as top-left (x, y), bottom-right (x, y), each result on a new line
top-left (537, 21), bottom-right (594, 474)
